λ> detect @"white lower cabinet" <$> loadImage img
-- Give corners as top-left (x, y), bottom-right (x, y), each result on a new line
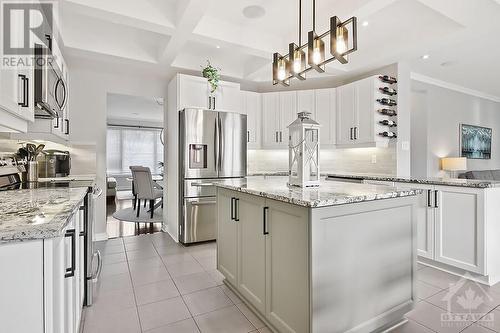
top-left (0, 203), bottom-right (84, 333)
top-left (217, 189), bottom-right (309, 333)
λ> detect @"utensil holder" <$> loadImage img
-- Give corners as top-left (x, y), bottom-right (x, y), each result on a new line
top-left (23, 161), bottom-right (39, 182)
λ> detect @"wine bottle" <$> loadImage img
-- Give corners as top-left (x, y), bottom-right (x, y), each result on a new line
top-left (377, 98), bottom-right (397, 106)
top-left (379, 87), bottom-right (397, 96)
top-left (379, 120), bottom-right (397, 127)
top-left (378, 75), bottom-right (398, 84)
top-left (379, 131), bottom-right (397, 138)
top-left (377, 109), bottom-right (397, 116)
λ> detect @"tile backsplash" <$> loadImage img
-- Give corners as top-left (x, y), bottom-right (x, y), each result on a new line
top-left (248, 147), bottom-right (397, 175)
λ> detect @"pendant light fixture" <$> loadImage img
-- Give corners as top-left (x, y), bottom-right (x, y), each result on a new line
top-left (273, 0), bottom-right (358, 86)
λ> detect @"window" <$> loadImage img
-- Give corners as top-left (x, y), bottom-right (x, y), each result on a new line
top-left (106, 126), bottom-right (164, 175)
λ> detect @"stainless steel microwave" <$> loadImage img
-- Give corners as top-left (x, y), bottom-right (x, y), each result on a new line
top-left (34, 43), bottom-right (68, 119)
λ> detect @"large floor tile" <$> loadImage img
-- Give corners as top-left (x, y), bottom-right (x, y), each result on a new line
top-left (167, 260), bottom-right (205, 278)
top-left (207, 269), bottom-right (225, 286)
top-left (138, 297), bottom-right (191, 331)
top-left (97, 272), bottom-right (133, 293)
top-left (90, 288), bottom-right (136, 314)
top-left (161, 253), bottom-right (196, 266)
top-left (196, 255), bottom-right (217, 271)
top-left (425, 281), bottom-right (500, 316)
top-left (102, 252), bottom-right (127, 265)
top-left (417, 267), bottom-right (461, 289)
top-left (83, 306), bottom-right (141, 333)
top-left (144, 318), bottom-right (200, 333)
top-left (462, 324), bottom-right (496, 333)
top-left (173, 271), bottom-right (218, 295)
top-left (130, 265), bottom-right (171, 286)
top-left (406, 301), bottom-right (472, 333)
top-left (101, 261), bottom-right (129, 277)
top-left (183, 286), bottom-right (233, 316)
top-left (126, 248), bottom-right (159, 261)
top-left (194, 305), bottom-right (255, 333)
top-left (417, 281), bottom-right (444, 301)
top-left (391, 320), bottom-right (434, 333)
top-left (125, 241), bottom-right (156, 252)
top-left (236, 302), bottom-right (266, 329)
top-left (134, 279), bottom-right (180, 306)
top-left (476, 308), bottom-right (500, 332)
top-left (155, 244), bottom-right (188, 256)
top-left (128, 257), bottom-right (164, 271)
top-left (102, 243), bottom-right (125, 255)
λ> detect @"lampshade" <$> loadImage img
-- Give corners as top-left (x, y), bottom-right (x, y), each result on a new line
top-left (441, 157), bottom-right (467, 171)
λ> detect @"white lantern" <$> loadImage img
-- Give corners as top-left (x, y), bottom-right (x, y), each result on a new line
top-left (288, 112), bottom-right (321, 187)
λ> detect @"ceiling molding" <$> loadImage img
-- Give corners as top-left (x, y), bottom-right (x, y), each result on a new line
top-left (410, 72), bottom-right (500, 103)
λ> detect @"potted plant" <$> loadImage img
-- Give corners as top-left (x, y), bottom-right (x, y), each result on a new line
top-left (201, 60), bottom-right (220, 94)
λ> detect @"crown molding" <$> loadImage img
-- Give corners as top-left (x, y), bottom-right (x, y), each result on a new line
top-left (410, 72), bottom-right (500, 103)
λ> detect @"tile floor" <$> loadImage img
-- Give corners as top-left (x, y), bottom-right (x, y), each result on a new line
top-left (83, 232), bottom-right (500, 333)
top-left (84, 232), bottom-right (269, 333)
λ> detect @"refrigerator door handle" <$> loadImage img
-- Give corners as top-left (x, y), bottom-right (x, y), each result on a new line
top-left (214, 115), bottom-right (219, 172)
top-left (218, 115), bottom-right (223, 172)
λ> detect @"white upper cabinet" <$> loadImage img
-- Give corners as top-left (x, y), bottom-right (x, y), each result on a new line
top-left (297, 90), bottom-right (315, 116)
top-left (241, 91), bottom-right (261, 149)
top-left (177, 74), bottom-right (241, 112)
top-left (261, 92), bottom-right (281, 148)
top-left (315, 88), bottom-right (336, 146)
top-left (336, 75), bottom-right (394, 147)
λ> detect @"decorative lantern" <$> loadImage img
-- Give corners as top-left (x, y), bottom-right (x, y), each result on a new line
top-left (288, 112), bottom-right (321, 187)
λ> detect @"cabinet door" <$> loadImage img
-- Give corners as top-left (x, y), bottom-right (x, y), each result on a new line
top-left (434, 186), bottom-right (485, 274)
top-left (354, 78), bottom-right (375, 144)
top-left (237, 193), bottom-right (267, 313)
top-left (179, 75), bottom-right (210, 109)
top-left (279, 91), bottom-right (297, 147)
top-left (297, 90), bottom-right (315, 116)
top-left (64, 218), bottom-right (77, 333)
top-left (243, 91), bottom-right (261, 149)
top-left (266, 200), bottom-right (309, 333)
top-left (217, 189), bottom-right (239, 286)
top-left (216, 81), bottom-right (241, 112)
top-left (315, 88), bottom-right (336, 145)
top-left (262, 92), bottom-right (281, 148)
top-left (395, 182), bottom-right (435, 259)
top-left (336, 83), bottom-right (356, 145)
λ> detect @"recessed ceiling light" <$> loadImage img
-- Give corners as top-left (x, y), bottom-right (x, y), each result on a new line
top-left (421, 54), bottom-right (430, 60)
top-left (440, 61), bottom-right (454, 67)
top-left (216, 45), bottom-right (221, 49)
top-left (132, 112), bottom-right (139, 115)
top-left (242, 5), bottom-right (266, 19)
top-left (362, 21), bottom-right (369, 27)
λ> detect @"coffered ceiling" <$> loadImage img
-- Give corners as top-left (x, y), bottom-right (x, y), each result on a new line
top-left (61, 0), bottom-right (500, 97)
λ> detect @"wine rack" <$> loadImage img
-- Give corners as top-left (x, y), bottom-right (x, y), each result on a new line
top-left (376, 75), bottom-right (398, 140)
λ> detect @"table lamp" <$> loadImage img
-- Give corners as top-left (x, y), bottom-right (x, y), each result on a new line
top-left (441, 157), bottom-right (467, 178)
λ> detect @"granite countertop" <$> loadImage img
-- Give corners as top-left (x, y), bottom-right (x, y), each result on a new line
top-left (326, 172), bottom-right (500, 188)
top-left (0, 187), bottom-right (88, 242)
top-left (216, 176), bottom-right (422, 208)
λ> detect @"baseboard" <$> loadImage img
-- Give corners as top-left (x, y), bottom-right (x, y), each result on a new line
top-left (94, 232), bottom-right (109, 242)
top-left (418, 257), bottom-right (496, 286)
top-left (162, 223), bottom-right (179, 243)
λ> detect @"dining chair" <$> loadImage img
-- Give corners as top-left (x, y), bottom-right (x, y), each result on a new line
top-left (130, 166), bottom-right (163, 218)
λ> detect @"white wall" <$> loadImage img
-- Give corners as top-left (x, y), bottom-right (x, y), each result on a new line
top-left (411, 80), bottom-right (500, 177)
top-left (69, 65), bottom-right (167, 240)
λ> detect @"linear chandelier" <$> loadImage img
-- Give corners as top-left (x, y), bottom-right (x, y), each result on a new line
top-left (273, 0), bottom-right (358, 86)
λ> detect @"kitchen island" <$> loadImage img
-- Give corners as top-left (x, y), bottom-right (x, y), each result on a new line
top-left (216, 176), bottom-right (422, 333)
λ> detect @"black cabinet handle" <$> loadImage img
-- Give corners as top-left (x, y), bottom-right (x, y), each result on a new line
top-left (350, 127), bottom-right (353, 140)
top-left (230, 197), bottom-right (235, 220)
top-left (64, 229), bottom-right (76, 278)
top-left (213, 97), bottom-right (216, 110)
top-left (275, 131), bottom-right (278, 142)
top-left (54, 115), bottom-right (60, 129)
top-left (79, 206), bottom-right (86, 237)
top-left (354, 127), bottom-right (358, 140)
top-left (24, 77), bottom-right (29, 107)
top-left (279, 131), bottom-right (282, 142)
top-left (45, 34), bottom-right (52, 51)
top-left (247, 131), bottom-right (250, 143)
top-left (65, 119), bottom-right (70, 135)
top-left (427, 190), bottom-right (432, 208)
top-left (235, 198), bottom-right (239, 221)
top-left (18, 74), bottom-right (27, 107)
top-left (263, 207), bottom-right (269, 235)
top-left (434, 190), bottom-right (439, 208)
top-left (208, 96), bottom-right (212, 109)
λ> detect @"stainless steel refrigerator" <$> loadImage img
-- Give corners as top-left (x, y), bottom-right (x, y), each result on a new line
top-left (179, 108), bottom-right (247, 244)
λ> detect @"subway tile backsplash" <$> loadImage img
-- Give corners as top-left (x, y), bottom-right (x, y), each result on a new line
top-left (248, 147), bottom-right (397, 175)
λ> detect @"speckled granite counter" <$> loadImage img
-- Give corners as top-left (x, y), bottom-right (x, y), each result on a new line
top-left (0, 187), bottom-right (88, 242)
top-left (216, 176), bottom-right (421, 208)
top-left (326, 173), bottom-right (500, 188)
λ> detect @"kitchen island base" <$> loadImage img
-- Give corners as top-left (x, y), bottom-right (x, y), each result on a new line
top-left (217, 185), bottom-right (419, 333)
